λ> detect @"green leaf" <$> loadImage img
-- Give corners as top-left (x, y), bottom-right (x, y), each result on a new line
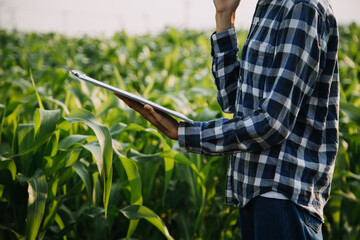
top-left (54, 214), bottom-right (65, 231)
top-left (65, 148), bottom-right (82, 167)
top-left (15, 124), bottom-right (34, 154)
top-left (0, 159), bottom-right (17, 180)
top-left (0, 224), bottom-right (24, 239)
top-left (160, 150), bottom-right (203, 180)
top-left (121, 124), bottom-right (175, 204)
top-left (42, 96), bottom-right (70, 114)
top-left (343, 171), bottom-right (360, 181)
top-left (144, 128), bottom-right (174, 203)
top-left (0, 105), bottom-right (5, 145)
top-left (123, 123), bottom-right (146, 132)
top-left (41, 199), bottom-right (61, 232)
top-left (116, 154), bottom-right (142, 205)
top-left (64, 108), bottom-right (112, 177)
top-left (43, 151), bottom-right (67, 176)
top-left (64, 108), bottom-right (113, 217)
top-left (109, 122), bottom-right (127, 137)
top-left (114, 149), bottom-right (142, 238)
top-left (341, 102), bottom-right (360, 125)
top-left (45, 129), bottom-right (60, 157)
top-left (332, 190), bottom-right (359, 202)
top-left (29, 69), bottom-right (44, 110)
top-left (95, 96), bottom-right (118, 118)
top-left (113, 64), bottom-right (127, 90)
top-left (83, 141), bottom-right (103, 173)
top-left (126, 221), bottom-right (140, 240)
top-left (120, 205), bottom-right (174, 240)
top-left (58, 134), bottom-right (89, 150)
top-left (13, 109), bottom-right (60, 158)
top-left (19, 169), bottom-right (48, 240)
top-left (14, 123), bottom-right (34, 176)
top-left (73, 161), bottom-right (92, 203)
top-left (127, 149), bottom-right (161, 162)
top-left (34, 108), bottom-right (61, 141)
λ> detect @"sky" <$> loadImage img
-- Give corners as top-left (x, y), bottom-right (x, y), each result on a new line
top-left (0, 0), bottom-right (359, 36)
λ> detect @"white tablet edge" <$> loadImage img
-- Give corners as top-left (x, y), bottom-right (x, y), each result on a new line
top-left (69, 70), bottom-right (194, 124)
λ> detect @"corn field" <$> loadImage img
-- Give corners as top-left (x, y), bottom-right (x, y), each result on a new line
top-left (0, 23), bottom-right (359, 240)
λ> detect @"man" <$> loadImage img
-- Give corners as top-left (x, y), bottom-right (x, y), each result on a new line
top-left (116, 0), bottom-right (339, 239)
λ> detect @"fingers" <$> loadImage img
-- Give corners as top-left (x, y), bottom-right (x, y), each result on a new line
top-left (115, 93), bottom-right (179, 140)
top-left (140, 105), bottom-right (156, 122)
top-left (115, 93), bottom-right (144, 112)
top-left (142, 105), bottom-right (179, 140)
top-left (144, 104), bottom-right (161, 122)
top-left (115, 93), bottom-right (159, 123)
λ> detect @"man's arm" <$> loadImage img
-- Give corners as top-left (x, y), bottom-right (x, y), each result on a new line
top-left (213, 0), bottom-right (241, 33)
top-left (211, 0), bottom-right (241, 113)
top-left (211, 28), bottom-right (240, 113)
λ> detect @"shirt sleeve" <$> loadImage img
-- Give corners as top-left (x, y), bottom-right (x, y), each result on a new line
top-left (178, 3), bottom-right (325, 156)
top-left (211, 28), bottom-right (241, 113)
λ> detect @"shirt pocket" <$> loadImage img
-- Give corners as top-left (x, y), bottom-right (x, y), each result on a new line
top-left (246, 39), bottom-right (275, 74)
top-left (242, 39), bottom-right (275, 107)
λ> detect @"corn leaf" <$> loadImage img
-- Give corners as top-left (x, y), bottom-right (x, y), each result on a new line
top-left (0, 224), bottom-right (24, 239)
top-left (14, 124), bottom-right (34, 153)
top-left (82, 141), bottom-right (103, 173)
top-left (0, 159), bottom-right (17, 180)
top-left (65, 148), bottom-right (82, 167)
top-left (34, 109), bottom-right (61, 141)
top-left (123, 124), bottom-right (174, 204)
top-left (115, 149), bottom-right (142, 238)
top-left (341, 102), bottom-right (360, 125)
top-left (160, 150), bottom-right (202, 178)
top-left (14, 123), bottom-right (34, 176)
top-left (12, 109), bottom-right (60, 158)
top-left (0, 105), bottom-right (5, 145)
top-left (116, 154), bottom-right (142, 205)
top-left (120, 205), bottom-right (174, 240)
top-left (64, 108), bottom-right (113, 217)
top-left (72, 161), bottom-right (92, 203)
top-left (19, 169), bottom-right (48, 240)
top-left (29, 69), bottom-right (44, 110)
top-left (144, 129), bottom-right (173, 203)
top-left (57, 134), bottom-right (89, 150)
top-left (42, 96), bottom-right (70, 114)
top-left (121, 124), bottom-right (174, 203)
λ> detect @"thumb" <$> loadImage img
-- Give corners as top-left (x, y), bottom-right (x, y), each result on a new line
top-left (143, 104), bottom-right (160, 121)
top-left (144, 104), bottom-right (153, 112)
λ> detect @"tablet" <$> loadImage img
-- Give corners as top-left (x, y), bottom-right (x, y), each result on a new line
top-left (69, 70), bottom-right (194, 124)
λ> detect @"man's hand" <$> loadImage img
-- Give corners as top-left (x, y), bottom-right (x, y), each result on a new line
top-left (213, 0), bottom-right (241, 13)
top-left (115, 93), bottom-right (179, 140)
top-left (213, 0), bottom-right (241, 33)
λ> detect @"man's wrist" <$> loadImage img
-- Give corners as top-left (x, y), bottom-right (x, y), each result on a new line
top-left (215, 11), bottom-right (236, 33)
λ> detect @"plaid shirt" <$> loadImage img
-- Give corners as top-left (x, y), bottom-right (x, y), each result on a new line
top-left (178, 0), bottom-right (339, 220)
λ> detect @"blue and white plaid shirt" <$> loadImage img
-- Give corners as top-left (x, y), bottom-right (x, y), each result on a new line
top-left (178, 0), bottom-right (339, 220)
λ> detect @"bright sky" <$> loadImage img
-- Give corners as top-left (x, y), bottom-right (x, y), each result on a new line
top-left (0, 0), bottom-right (359, 36)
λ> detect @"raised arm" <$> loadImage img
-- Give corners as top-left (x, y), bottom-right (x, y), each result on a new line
top-left (211, 0), bottom-right (242, 113)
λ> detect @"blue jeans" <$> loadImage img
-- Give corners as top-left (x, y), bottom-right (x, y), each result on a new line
top-left (239, 197), bottom-right (323, 240)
